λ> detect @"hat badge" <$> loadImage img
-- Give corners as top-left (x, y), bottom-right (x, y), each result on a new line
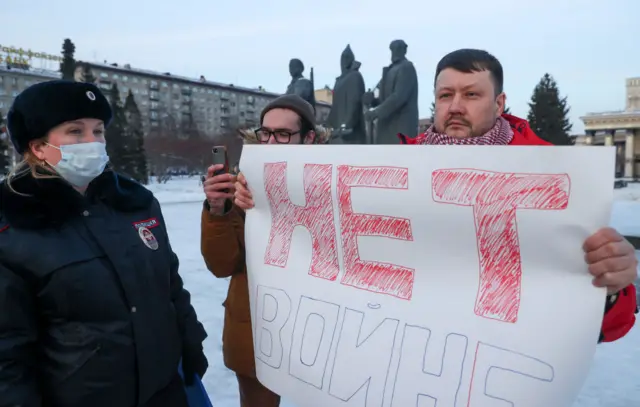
top-left (86, 91), bottom-right (96, 101)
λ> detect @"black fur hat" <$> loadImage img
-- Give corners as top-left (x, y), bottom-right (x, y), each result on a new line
top-left (7, 80), bottom-right (112, 154)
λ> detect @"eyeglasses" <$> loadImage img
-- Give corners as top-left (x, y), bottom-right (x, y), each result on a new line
top-left (255, 127), bottom-right (301, 144)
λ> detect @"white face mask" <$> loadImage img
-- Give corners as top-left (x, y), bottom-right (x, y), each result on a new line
top-left (46, 142), bottom-right (110, 188)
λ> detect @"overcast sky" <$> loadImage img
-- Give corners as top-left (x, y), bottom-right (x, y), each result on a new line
top-left (3, 0), bottom-right (639, 133)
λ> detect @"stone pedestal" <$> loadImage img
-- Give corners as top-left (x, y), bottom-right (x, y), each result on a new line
top-left (625, 130), bottom-right (635, 178)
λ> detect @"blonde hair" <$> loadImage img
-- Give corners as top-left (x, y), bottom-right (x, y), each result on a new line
top-left (5, 143), bottom-right (59, 196)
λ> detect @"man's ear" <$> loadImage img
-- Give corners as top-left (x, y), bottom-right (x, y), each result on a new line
top-left (304, 130), bottom-right (316, 144)
top-left (496, 92), bottom-right (506, 115)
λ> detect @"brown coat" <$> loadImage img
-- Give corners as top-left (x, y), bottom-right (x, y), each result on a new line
top-left (200, 204), bottom-right (256, 378)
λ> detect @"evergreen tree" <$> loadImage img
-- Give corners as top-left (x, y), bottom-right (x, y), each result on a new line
top-left (105, 84), bottom-right (131, 175)
top-left (60, 39), bottom-right (77, 81)
top-left (80, 64), bottom-right (96, 83)
top-left (526, 73), bottom-right (573, 145)
top-left (0, 112), bottom-right (9, 176)
top-left (124, 90), bottom-right (149, 184)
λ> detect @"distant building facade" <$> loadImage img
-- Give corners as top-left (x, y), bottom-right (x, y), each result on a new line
top-left (75, 61), bottom-right (331, 137)
top-left (0, 42), bottom-right (332, 144)
top-left (578, 77), bottom-right (640, 178)
top-left (315, 86), bottom-right (333, 105)
top-left (0, 65), bottom-right (60, 113)
top-left (0, 45), bottom-right (63, 166)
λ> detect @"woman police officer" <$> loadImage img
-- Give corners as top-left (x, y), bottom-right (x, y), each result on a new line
top-left (0, 80), bottom-right (207, 407)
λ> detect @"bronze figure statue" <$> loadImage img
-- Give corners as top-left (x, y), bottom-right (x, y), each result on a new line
top-left (364, 40), bottom-right (419, 144)
top-left (327, 45), bottom-right (367, 144)
top-left (286, 58), bottom-right (316, 110)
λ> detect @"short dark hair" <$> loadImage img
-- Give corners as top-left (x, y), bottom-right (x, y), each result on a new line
top-left (434, 49), bottom-right (503, 95)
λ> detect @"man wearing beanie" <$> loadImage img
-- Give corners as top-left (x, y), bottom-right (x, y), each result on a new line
top-left (200, 94), bottom-right (316, 406)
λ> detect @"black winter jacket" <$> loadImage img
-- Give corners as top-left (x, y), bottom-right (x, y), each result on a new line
top-left (0, 169), bottom-right (207, 407)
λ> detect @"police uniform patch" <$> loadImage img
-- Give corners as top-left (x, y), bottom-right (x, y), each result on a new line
top-left (138, 226), bottom-right (159, 250)
top-left (133, 217), bottom-right (160, 230)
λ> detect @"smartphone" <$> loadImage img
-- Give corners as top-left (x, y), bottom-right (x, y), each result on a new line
top-left (212, 146), bottom-right (229, 176)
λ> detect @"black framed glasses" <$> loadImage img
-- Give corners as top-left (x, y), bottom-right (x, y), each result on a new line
top-left (255, 127), bottom-right (301, 144)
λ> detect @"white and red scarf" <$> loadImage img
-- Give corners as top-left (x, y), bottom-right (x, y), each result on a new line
top-left (419, 116), bottom-right (514, 145)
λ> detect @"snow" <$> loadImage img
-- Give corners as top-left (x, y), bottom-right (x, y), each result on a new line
top-left (155, 176), bottom-right (640, 407)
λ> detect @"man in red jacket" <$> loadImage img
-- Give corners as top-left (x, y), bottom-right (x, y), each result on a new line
top-left (398, 48), bottom-right (637, 342)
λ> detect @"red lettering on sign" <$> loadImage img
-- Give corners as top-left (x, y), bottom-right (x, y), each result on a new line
top-left (263, 162), bottom-right (340, 280)
top-left (337, 166), bottom-right (415, 299)
top-left (432, 170), bottom-right (570, 323)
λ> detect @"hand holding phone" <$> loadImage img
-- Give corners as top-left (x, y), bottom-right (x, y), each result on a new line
top-left (204, 146), bottom-right (234, 214)
top-left (212, 146), bottom-right (229, 175)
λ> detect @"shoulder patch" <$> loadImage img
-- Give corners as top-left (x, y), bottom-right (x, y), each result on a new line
top-left (132, 217), bottom-right (160, 230)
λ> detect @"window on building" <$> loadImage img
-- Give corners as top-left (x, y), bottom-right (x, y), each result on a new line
top-left (100, 73), bottom-right (108, 78)
top-left (162, 82), bottom-right (168, 87)
top-left (113, 74), bottom-right (119, 79)
top-left (133, 77), bottom-right (138, 83)
top-left (142, 79), bottom-right (148, 85)
top-left (123, 76), bottom-right (128, 82)
top-left (12, 91), bottom-right (19, 97)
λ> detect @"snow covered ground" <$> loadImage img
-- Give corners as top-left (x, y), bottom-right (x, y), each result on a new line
top-left (154, 177), bottom-right (640, 407)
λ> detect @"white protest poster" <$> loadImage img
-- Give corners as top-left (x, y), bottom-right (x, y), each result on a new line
top-left (240, 145), bottom-right (614, 407)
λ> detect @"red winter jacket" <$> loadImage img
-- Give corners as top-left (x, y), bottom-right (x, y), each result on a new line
top-left (399, 114), bottom-right (637, 343)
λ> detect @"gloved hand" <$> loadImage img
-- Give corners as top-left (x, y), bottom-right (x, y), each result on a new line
top-left (182, 345), bottom-right (208, 386)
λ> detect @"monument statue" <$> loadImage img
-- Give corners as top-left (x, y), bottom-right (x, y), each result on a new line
top-left (327, 45), bottom-right (367, 144)
top-left (364, 40), bottom-right (419, 144)
top-left (286, 58), bottom-right (316, 110)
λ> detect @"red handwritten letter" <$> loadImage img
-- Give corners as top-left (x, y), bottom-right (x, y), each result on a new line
top-left (263, 162), bottom-right (340, 280)
top-left (337, 166), bottom-right (415, 299)
top-left (432, 170), bottom-right (570, 323)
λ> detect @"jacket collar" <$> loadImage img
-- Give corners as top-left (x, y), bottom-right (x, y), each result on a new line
top-left (0, 168), bottom-right (154, 230)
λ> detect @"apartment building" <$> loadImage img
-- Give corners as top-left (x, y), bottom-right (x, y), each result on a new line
top-left (0, 65), bottom-right (60, 115)
top-left (75, 61), bottom-right (331, 138)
